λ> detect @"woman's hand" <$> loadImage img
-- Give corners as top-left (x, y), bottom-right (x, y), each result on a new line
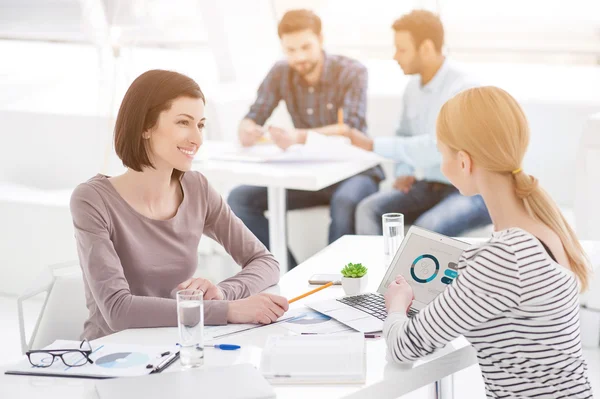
top-left (385, 275), bottom-right (414, 314)
top-left (176, 277), bottom-right (224, 300)
top-left (227, 293), bottom-right (289, 324)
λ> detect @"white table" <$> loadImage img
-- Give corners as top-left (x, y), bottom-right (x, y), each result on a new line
top-left (193, 141), bottom-right (381, 272)
top-left (0, 236), bottom-right (479, 399)
top-left (4, 235), bottom-right (597, 398)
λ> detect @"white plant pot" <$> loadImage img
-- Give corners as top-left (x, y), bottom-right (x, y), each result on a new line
top-left (341, 275), bottom-right (368, 296)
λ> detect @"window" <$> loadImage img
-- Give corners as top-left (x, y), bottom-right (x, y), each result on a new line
top-left (439, 0), bottom-right (600, 64)
top-left (0, 0), bottom-right (209, 47)
top-left (272, 0), bottom-right (600, 64)
top-left (102, 0), bottom-right (208, 47)
top-left (273, 0), bottom-right (417, 59)
top-left (0, 0), bottom-right (87, 42)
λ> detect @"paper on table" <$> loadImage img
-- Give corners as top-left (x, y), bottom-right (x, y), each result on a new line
top-left (260, 333), bottom-right (366, 384)
top-left (206, 133), bottom-right (386, 164)
top-left (204, 323), bottom-right (261, 341)
top-left (278, 309), bottom-right (354, 335)
top-left (204, 308), bottom-right (351, 340)
top-left (5, 340), bottom-right (177, 379)
top-left (204, 312), bottom-right (301, 341)
top-left (302, 131), bottom-right (386, 162)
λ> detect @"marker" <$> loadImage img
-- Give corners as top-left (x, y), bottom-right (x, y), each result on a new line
top-left (206, 344), bottom-right (241, 351)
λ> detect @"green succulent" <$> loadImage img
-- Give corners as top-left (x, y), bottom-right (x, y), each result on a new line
top-left (340, 263), bottom-right (368, 278)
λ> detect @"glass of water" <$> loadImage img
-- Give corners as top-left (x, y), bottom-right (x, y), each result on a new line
top-left (383, 213), bottom-right (404, 260)
top-left (177, 289), bottom-right (204, 368)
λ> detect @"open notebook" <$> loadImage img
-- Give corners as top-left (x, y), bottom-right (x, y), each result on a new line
top-left (259, 333), bottom-right (366, 384)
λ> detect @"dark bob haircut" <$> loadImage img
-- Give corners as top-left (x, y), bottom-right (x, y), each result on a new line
top-left (114, 69), bottom-right (205, 180)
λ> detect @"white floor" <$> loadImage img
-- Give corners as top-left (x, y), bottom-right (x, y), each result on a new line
top-left (1, 254), bottom-right (598, 398)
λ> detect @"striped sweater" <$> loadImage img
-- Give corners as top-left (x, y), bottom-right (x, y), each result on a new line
top-left (383, 228), bottom-right (593, 398)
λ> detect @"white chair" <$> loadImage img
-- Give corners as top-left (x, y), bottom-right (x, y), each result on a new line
top-left (17, 261), bottom-right (88, 354)
top-left (0, 109), bottom-right (117, 296)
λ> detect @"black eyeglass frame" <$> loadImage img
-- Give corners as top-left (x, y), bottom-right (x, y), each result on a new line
top-left (25, 339), bottom-right (94, 368)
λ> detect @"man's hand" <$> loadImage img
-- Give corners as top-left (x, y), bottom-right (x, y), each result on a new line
top-left (269, 126), bottom-right (307, 150)
top-left (176, 277), bottom-right (224, 300)
top-left (227, 293), bottom-right (290, 324)
top-left (238, 119), bottom-right (264, 147)
top-left (347, 128), bottom-right (374, 151)
top-left (393, 176), bottom-right (416, 193)
top-left (314, 123), bottom-right (351, 137)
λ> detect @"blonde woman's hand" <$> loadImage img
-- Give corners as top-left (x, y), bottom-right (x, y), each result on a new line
top-left (227, 293), bottom-right (289, 324)
top-left (176, 277), bottom-right (224, 300)
top-left (385, 275), bottom-right (414, 314)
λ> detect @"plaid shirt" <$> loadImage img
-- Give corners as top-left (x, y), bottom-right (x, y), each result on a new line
top-left (246, 52), bottom-right (368, 133)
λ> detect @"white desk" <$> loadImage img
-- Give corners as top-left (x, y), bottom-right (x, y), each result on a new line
top-left (0, 236), bottom-right (478, 399)
top-left (4, 235), bottom-right (597, 398)
top-left (193, 141), bottom-right (381, 272)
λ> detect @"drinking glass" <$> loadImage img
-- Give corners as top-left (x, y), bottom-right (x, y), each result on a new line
top-left (177, 289), bottom-right (204, 368)
top-left (383, 213), bottom-right (404, 260)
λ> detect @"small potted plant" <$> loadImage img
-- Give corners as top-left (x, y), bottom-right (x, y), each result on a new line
top-left (340, 263), bottom-right (368, 296)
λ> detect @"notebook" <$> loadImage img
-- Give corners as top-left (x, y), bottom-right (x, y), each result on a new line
top-left (95, 363), bottom-right (275, 399)
top-left (259, 333), bottom-right (366, 384)
top-left (5, 340), bottom-right (178, 379)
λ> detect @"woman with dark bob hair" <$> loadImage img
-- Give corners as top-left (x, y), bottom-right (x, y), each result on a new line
top-left (70, 70), bottom-right (287, 340)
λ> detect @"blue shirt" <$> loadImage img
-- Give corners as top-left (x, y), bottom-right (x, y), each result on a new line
top-left (373, 60), bottom-right (477, 184)
top-left (245, 52), bottom-right (368, 133)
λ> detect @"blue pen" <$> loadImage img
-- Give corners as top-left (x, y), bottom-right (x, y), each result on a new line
top-left (206, 344), bottom-right (241, 351)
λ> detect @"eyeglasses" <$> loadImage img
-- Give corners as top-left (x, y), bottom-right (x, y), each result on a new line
top-left (26, 339), bottom-right (94, 368)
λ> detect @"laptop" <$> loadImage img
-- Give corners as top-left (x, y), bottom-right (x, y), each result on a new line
top-left (307, 226), bottom-right (471, 333)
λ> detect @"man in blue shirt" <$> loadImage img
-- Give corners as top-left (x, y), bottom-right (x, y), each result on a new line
top-left (348, 10), bottom-right (491, 236)
top-left (228, 9), bottom-right (384, 268)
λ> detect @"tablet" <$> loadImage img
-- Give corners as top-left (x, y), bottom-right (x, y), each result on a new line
top-left (377, 226), bottom-right (472, 310)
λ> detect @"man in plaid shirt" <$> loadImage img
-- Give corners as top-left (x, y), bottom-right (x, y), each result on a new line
top-left (228, 9), bottom-right (384, 268)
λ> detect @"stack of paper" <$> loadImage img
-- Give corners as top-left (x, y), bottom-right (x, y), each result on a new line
top-left (205, 133), bottom-right (386, 164)
top-left (260, 333), bottom-right (366, 384)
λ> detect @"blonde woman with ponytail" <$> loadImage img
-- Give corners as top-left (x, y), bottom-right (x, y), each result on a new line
top-left (383, 86), bottom-right (593, 398)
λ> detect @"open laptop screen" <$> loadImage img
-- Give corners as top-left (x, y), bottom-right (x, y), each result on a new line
top-left (377, 227), bottom-right (471, 311)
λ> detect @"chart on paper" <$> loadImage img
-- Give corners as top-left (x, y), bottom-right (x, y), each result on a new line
top-left (278, 309), bottom-right (354, 335)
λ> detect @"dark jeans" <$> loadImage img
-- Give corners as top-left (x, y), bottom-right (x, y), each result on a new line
top-left (355, 180), bottom-right (492, 236)
top-left (227, 174), bottom-right (379, 268)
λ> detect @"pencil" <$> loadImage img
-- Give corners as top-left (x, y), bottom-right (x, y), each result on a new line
top-left (337, 107), bottom-right (344, 134)
top-left (289, 282), bottom-right (334, 304)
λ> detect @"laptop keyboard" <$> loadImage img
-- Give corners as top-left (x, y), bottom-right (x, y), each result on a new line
top-left (337, 293), bottom-right (417, 320)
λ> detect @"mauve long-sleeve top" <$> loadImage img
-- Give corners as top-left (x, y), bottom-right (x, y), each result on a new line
top-left (70, 172), bottom-right (280, 340)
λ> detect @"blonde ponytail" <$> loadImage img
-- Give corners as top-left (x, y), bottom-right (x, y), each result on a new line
top-left (513, 170), bottom-right (590, 291)
top-left (437, 86), bottom-right (591, 291)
